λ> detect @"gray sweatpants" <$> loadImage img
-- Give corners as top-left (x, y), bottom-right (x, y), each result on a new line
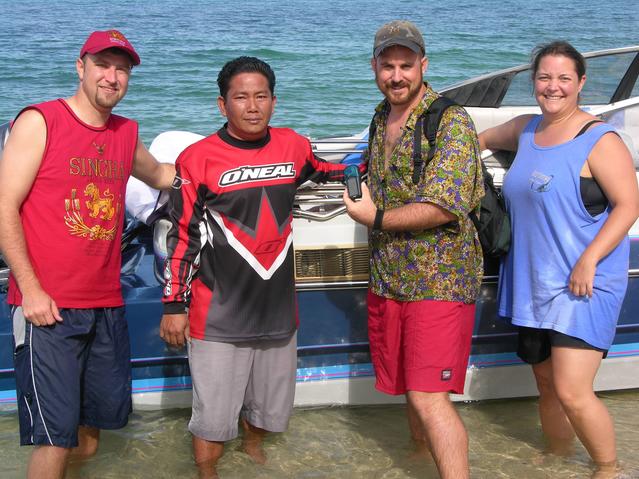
top-left (187, 333), bottom-right (297, 442)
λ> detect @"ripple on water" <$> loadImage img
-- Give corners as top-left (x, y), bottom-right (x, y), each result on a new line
top-left (0, 391), bottom-right (639, 478)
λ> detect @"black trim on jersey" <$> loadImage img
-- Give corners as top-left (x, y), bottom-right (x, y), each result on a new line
top-left (164, 301), bottom-right (187, 314)
top-left (297, 153), bottom-right (346, 186)
top-left (217, 124), bottom-right (271, 149)
top-left (162, 165), bottom-right (212, 314)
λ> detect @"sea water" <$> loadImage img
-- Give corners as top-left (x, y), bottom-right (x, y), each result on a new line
top-left (1, 0), bottom-right (638, 141)
top-left (1, 0), bottom-right (638, 477)
top-left (0, 391), bottom-right (638, 478)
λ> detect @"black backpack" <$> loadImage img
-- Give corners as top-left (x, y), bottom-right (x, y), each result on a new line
top-left (368, 96), bottom-right (511, 257)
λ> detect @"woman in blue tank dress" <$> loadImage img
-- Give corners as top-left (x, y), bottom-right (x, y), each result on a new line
top-left (479, 41), bottom-right (639, 475)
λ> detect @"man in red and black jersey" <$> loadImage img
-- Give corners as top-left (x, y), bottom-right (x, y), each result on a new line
top-left (159, 57), bottom-right (356, 476)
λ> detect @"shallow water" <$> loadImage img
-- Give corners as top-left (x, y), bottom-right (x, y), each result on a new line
top-left (1, 390), bottom-right (637, 478)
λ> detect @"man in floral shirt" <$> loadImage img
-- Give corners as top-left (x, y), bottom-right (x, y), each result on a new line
top-left (344, 20), bottom-right (483, 479)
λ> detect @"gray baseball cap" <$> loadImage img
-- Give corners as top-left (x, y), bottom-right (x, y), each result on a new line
top-left (373, 20), bottom-right (425, 58)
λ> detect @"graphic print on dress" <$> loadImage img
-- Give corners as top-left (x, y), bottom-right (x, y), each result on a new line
top-left (529, 170), bottom-right (554, 192)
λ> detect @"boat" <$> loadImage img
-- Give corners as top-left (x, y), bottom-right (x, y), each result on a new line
top-left (1, 46), bottom-right (638, 410)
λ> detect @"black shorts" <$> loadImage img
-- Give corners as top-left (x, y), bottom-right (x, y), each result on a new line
top-left (12, 306), bottom-right (132, 448)
top-left (517, 326), bottom-right (608, 365)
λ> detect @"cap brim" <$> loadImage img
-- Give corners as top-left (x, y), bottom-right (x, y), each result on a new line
top-left (374, 39), bottom-right (423, 58)
top-left (83, 45), bottom-right (141, 65)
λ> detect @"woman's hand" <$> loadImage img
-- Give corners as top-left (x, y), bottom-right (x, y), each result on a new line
top-left (569, 254), bottom-right (597, 297)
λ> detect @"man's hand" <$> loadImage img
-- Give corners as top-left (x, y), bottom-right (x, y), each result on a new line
top-left (21, 286), bottom-right (63, 326)
top-left (343, 182), bottom-right (376, 227)
top-left (159, 313), bottom-right (190, 347)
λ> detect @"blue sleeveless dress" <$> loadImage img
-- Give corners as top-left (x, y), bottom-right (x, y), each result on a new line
top-left (498, 115), bottom-right (629, 349)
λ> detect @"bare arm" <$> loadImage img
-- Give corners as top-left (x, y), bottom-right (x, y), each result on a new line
top-left (569, 132), bottom-right (639, 297)
top-left (478, 114), bottom-right (534, 152)
top-left (343, 182), bottom-right (455, 230)
top-left (0, 110), bottom-right (62, 325)
top-left (131, 136), bottom-right (176, 190)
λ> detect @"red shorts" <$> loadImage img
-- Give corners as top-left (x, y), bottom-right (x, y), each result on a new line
top-left (367, 291), bottom-right (475, 395)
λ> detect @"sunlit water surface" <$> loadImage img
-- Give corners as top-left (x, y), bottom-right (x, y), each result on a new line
top-left (0, 390), bottom-right (637, 478)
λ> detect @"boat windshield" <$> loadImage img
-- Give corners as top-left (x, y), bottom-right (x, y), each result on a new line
top-left (443, 47), bottom-right (639, 108)
top-left (502, 51), bottom-right (638, 106)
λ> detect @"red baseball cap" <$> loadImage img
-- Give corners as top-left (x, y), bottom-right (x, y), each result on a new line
top-left (80, 29), bottom-right (141, 66)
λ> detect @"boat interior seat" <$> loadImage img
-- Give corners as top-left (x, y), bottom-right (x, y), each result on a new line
top-left (622, 107), bottom-right (639, 168)
top-left (0, 122), bottom-right (11, 283)
top-left (620, 130), bottom-right (639, 168)
top-left (467, 106), bottom-right (540, 136)
top-left (605, 103), bottom-right (639, 168)
top-left (471, 104), bottom-right (639, 169)
top-left (0, 121), bottom-right (10, 159)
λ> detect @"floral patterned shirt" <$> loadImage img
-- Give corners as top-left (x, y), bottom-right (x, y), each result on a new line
top-left (367, 83), bottom-right (484, 303)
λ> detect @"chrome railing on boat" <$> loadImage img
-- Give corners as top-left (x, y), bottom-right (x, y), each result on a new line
top-left (298, 139), bottom-right (513, 221)
top-left (294, 184), bottom-right (348, 221)
top-left (310, 137), bottom-right (368, 157)
top-left (312, 138), bottom-right (368, 144)
top-left (294, 137), bottom-right (368, 221)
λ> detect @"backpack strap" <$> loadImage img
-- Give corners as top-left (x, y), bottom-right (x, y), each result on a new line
top-left (412, 96), bottom-right (458, 185)
top-left (367, 112), bottom-right (379, 152)
top-left (368, 97), bottom-right (458, 185)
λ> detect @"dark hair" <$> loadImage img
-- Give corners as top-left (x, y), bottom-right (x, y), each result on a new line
top-left (217, 56), bottom-right (276, 99)
top-left (531, 41), bottom-right (586, 79)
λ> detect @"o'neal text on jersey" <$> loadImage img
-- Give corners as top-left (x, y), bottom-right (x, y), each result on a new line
top-left (218, 163), bottom-right (296, 187)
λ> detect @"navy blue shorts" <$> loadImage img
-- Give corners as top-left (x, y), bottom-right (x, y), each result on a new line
top-left (12, 306), bottom-right (132, 448)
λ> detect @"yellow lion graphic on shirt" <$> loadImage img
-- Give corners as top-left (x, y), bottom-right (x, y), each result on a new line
top-left (84, 183), bottom-right (115, 221)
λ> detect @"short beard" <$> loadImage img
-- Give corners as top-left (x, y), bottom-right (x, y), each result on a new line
top-left (95, 93), bottom-right (121, 110)
top-left (386, 83), bottom-right (421, 106)
top-left (376, 76), bottom-right (423, 107)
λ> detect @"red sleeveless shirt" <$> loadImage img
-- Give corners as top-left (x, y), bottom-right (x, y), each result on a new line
top-left (8, 99), bottom-right (137, 307)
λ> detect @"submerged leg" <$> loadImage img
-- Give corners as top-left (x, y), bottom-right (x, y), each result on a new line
top-left (27, 445), bottom-right (70, 479)
top-left (240, 418), bottom-right (267, 464)
top-left (406, 401), bottom-right (433, 461)
top-left (66, 426), bottom-right (101, 477)
top-left (192, 435), bottom-right (224, 479)
top-left (70, 426), bottom-right (100, 458)
top-left (531, 359), bottom-right (575, 455)
top-left (406, 391), bottom-right (469, 479)
top-left (551, 347), bottom-right (616, 468)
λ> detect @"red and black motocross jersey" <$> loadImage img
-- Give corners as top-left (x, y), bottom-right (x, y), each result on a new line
top-left (162, 126), bottom-right (348, 342)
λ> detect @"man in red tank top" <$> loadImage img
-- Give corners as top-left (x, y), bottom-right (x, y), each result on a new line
top-left (0, 30), bottom-right (175, 479)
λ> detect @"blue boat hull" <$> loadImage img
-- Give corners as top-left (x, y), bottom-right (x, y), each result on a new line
top-left (2, 224), bottom-right (638, 407)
